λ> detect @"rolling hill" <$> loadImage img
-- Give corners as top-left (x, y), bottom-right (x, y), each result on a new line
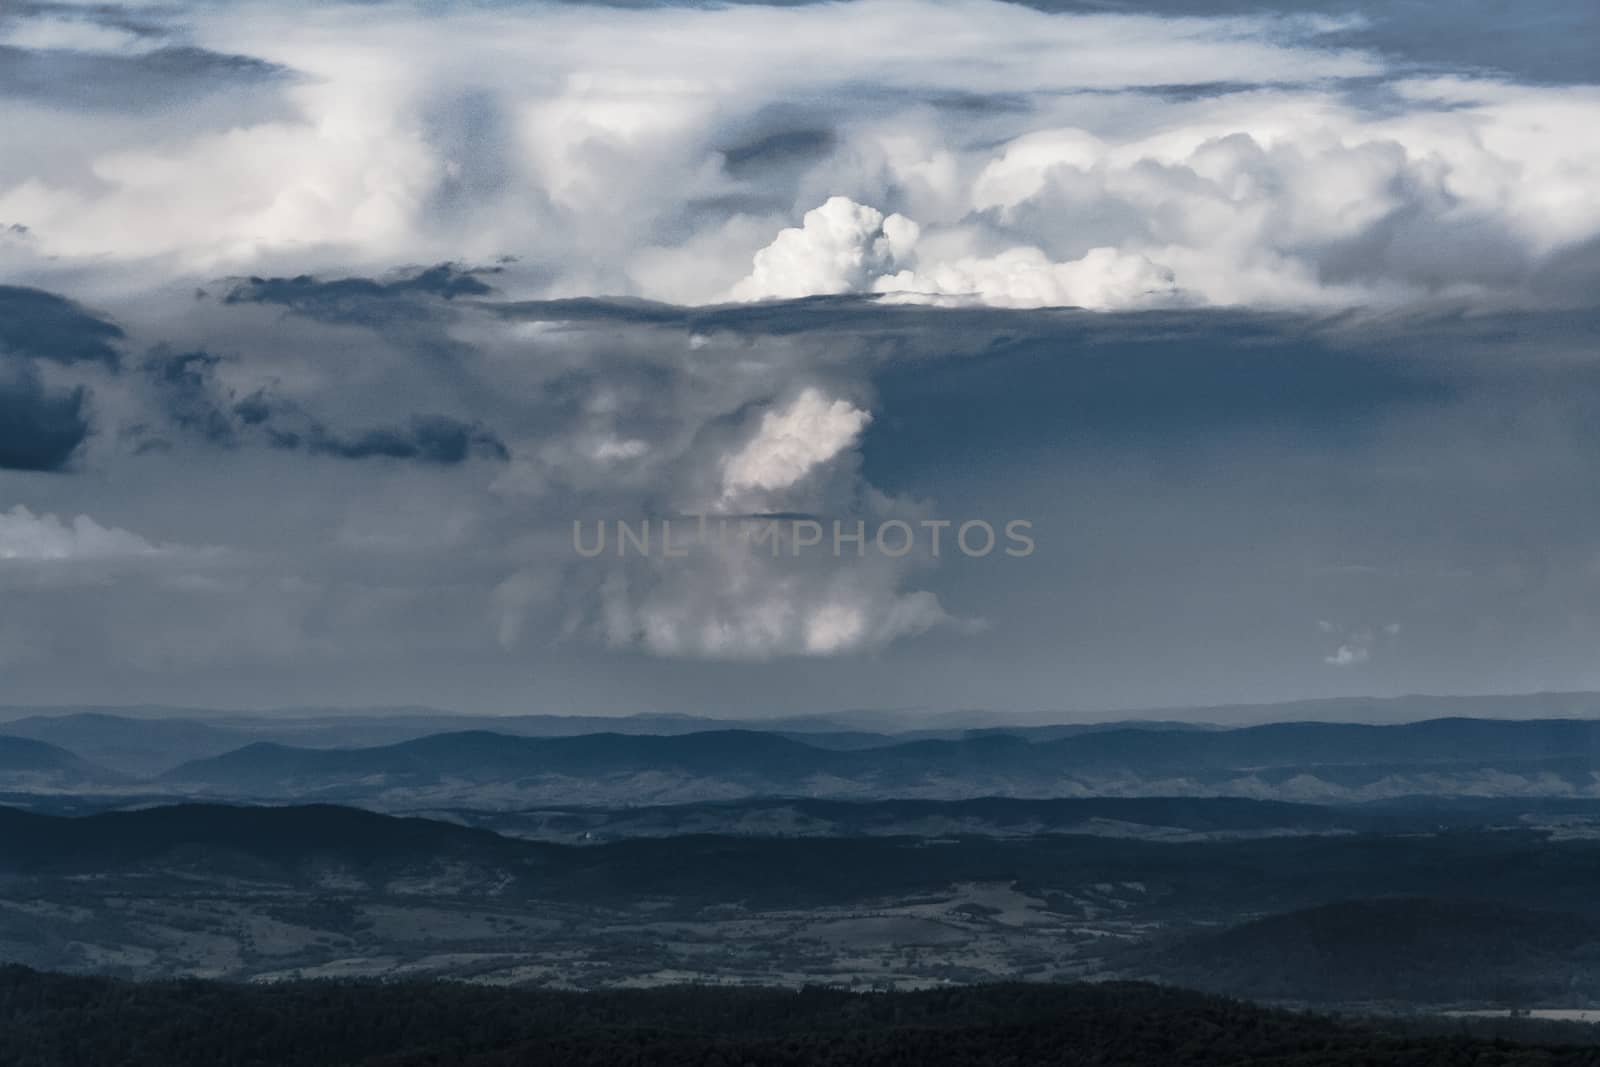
top-left (0, 737), bottom-right (125, 791)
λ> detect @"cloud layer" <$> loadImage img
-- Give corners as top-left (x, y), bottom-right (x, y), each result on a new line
top-left (1, 1), bottom-right (1595, 311)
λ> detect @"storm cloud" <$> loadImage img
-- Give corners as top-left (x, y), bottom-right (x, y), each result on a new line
top-left (0, 0), bottom-right (1595, 714)
top-left (0, 369), bottom-right (91, 472)
top-left (0, 286), bottom-right (122, 368)
top-left (140, 343), bottom-right (508, 465)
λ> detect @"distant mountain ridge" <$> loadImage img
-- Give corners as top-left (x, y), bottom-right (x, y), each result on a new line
top-left (8, 688), bottom-right (1600, 777)
top-left (151, 717), bottom-right (1600, 806)
top-left (0, 707), bottom-right (1218, 774)
top-left (12, 688), bottom-right (1600, 740)
top-left (4, 703), bottom-right (1599, 805)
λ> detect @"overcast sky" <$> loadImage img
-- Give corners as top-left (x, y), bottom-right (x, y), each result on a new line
top-left (1, 0), bottom-right (1598, 717)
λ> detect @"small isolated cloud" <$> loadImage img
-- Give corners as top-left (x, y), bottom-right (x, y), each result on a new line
top-left (1322, 620), bottom-right (1402, 667)
top-left (1325, 642), bottom-right (1370, 667)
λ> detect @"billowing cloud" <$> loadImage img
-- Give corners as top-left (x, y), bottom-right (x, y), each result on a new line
top-left (729, 199), bottom-right (1180, 310)
top-left (720, 387), bottom-right (873, 504)
top-left (1, 0), bottom-right (1593, 310)
top-left (729, 197), bottom-right (918, 302)
top-left (874, 245), bottom-right (1180, 310)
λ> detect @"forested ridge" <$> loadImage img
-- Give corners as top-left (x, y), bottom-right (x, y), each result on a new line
top-left (3, 966), bottom-right (1599, 1066)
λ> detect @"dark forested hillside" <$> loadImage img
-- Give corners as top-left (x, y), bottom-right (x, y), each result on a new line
top-left (2, 967), bottom-right (1599, 1067)
top-left (1142, 897), bottom-right (1600, 1005)
top-left (11, 802), bottom-right (1600, 994)
top-left (0, 802), bottom-right (537, 875)
top-left (10, 802), bottom-right (1600, 917)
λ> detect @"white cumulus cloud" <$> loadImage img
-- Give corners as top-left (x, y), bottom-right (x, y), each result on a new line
top-left (720, 387), bottom-right (873, 504)
top-left (729, 196), bottom-right (919, 302)
top-left (875, 245), bottom-right (1180, 309)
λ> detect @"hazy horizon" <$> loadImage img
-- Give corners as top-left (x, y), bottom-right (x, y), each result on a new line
top-left (13, 688), bottom-right (1600, 728)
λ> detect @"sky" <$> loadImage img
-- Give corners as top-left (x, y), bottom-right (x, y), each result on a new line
top-left (0, 0), bottom-right (1598, 717)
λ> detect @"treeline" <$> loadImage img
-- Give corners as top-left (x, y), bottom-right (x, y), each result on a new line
top-left (3, 967), bottom-right (1599, 1066)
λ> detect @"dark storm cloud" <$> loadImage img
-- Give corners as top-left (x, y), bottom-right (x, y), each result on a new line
top-left (141, 348), bottom-right (507, 465)
top-left (994, 0), bottom-right (1600, 85)
top-left (5, 270), bottom-right (1600, 707)
top-left (859, 310), bottom-right (1461, 480)
top-left (0, 370), bottom-right (91, 472)
top-left (0, 0), bottom-right (1594, 714)
top-left (143, 350), bottom-right (238, 447)
top-left (222, 265), bottom-right (498, 326)
top-left (296, 415), bottom-right (509, 464)
top-left (0, 45), bottom-right (286, 111)
top-left (0, 285), bottom-right (119, 470)
top-left (0, 286), bottom-right (123, 368)
top-left (720, 127), bottom-right (836, 177)
top-left (488, 296), bottom-right (699, 327)
top-left (488, 293), bottom-right (1039, 337)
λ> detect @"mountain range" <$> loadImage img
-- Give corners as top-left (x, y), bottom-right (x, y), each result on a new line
top-left (0, 707), bottom-right (1211, 775)
top-left (1, 712), bottom-right (1598, 805)
top-left (141, 717), bottom-right (1600, 806)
